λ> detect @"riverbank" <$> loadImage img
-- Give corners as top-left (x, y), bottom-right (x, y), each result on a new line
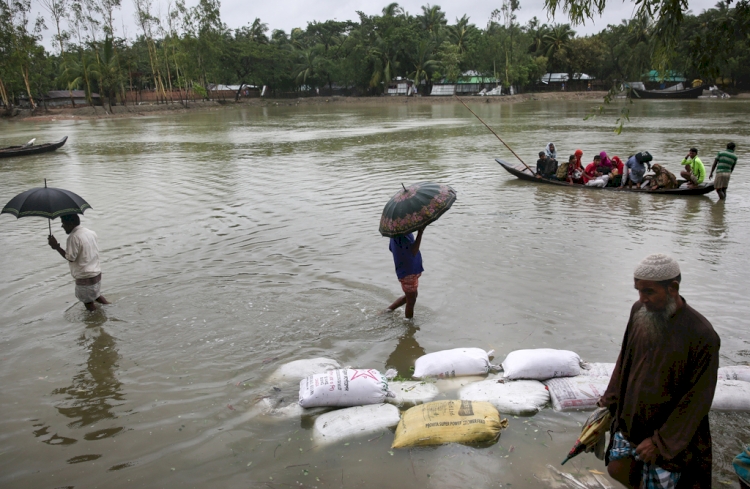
top-left (6, 91), bottom-right (610, 122)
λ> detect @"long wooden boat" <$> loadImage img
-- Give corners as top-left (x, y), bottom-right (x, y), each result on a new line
top-left (496, 158), bottom-right (715, 196)
top-left (0, 136), bottom-right (68, 158)
top-left (631, 85), bottom-right (704, 99)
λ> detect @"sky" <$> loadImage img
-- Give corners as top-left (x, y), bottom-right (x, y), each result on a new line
top-left (37, 0), bottom-right (721, 50)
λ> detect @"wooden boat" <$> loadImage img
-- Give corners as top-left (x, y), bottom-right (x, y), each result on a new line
top-left (496, 158), bottom-right (715, 196)
top-left (0, 136), bottom-right (68, 158)
top-left (631, 85), bottom-right (704, 99)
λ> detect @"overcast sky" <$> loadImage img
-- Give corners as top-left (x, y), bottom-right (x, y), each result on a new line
top-left (39, 0), bottom-right (720, 50)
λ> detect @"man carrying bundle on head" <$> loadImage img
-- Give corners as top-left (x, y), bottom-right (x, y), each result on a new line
top-left (599, 253), bottom-right (719, 489)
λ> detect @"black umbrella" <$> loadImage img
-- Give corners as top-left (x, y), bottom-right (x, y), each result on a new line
top-left (1, 179), bottom-right (92, 234)
top-left (379, 182), bottom-right (456, 238)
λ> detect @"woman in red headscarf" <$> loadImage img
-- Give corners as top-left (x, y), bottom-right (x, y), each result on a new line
top-left (568, 149), bottom-right (585, 184)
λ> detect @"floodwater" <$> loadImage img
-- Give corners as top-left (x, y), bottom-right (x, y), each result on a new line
top-left (1, 98), bottom-right (749, 488)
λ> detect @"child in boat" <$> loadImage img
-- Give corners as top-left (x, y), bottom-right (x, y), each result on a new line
top-left (387, 227), bottom-right (425, 319)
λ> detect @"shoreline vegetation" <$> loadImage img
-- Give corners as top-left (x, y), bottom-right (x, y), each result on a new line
top-left (9, 90), bottom-right (747, 123)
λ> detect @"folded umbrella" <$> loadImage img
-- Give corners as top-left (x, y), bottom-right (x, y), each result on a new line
top-left (561, 406), bottom-right (613, 465)
top-left (2, 179), bottom-right (91, 234)
top-left (379, 182), bottom-right (456, 238)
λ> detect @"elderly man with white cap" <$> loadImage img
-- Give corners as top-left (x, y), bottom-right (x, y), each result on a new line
top-left (598, 253), bottom-right (719, 489)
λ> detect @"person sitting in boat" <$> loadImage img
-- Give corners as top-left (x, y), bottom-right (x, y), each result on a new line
top-left (584, 154), bottom-right (610, 187)
top-left (609, 156), bottom-right (625, 187)
top-left (556, 155), bottom-right (572, 181)
top-left (536, 151), bottom-right (558, 179)
top-left (680, 147), bottom-right (706, 188)
top-left (622, 152), bottom-right (652, 189)
top-left (567, 149), bottom-right (585, 184)
top-left (545, 143), bottom-right (558, 163)
top-left (643, 164), bottom-right (678, 190)
top-left (598, 151), bottom-right (614, 174)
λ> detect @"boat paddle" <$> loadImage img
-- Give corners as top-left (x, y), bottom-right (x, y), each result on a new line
top-left (455, 95), bottom-right (534, 175)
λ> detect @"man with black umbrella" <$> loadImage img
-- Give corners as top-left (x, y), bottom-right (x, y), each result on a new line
top-left (47, 214), bottom-right (109, 311)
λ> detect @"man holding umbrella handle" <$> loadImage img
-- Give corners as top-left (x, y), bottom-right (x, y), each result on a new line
top-left (387, 226), bottom-right (425, 319)
top-left (48, 214), bottom-right (110, 311)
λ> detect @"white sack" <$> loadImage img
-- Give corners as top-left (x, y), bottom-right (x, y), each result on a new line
top-left (258, 399), bottom-right (331, 419)
top-left (313, 404), bottom-right (401, 445)
top-left (458, 379), bottom-right (550, 416)
top-left (266, 357), bottom-right (341, 384)
top-left (386, 381), bottom-right (440, 406)
top-left (717, 366), bottom-right (750, 382)
top-left (544, 376), bottom-right (611, 411)
top-left (299, 368), bottom-right (393, 408)
top-left (502, 349), bottom-right (583, 380)
top-left (581, 363), bottom-right (616, 378)
top-left (711, 380), bottom-right (750, 411)
top-left (413, 348), bottom-right (497, 379)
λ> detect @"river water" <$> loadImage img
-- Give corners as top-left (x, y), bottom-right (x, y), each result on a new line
top-left (1, 98), bottom-right (749, 488)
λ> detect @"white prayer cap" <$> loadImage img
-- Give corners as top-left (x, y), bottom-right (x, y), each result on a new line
top-left (634, 253), bottom-right (681, 281)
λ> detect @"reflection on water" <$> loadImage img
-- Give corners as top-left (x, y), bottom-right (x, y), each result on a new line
top-left (52, 324), bottom-right (123, 430)
top-left (385, 325), bottom-right (426, 378)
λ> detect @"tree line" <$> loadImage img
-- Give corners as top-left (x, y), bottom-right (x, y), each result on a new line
top-left (1, 0), bottom-right (749, 110)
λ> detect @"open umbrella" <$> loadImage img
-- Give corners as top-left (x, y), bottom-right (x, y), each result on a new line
top-left (1, 179), bottom-right (91, 234)
top-left (561, 407), bottom-right (612, 465)
top-left (379, 182), bottom-right (456, 237)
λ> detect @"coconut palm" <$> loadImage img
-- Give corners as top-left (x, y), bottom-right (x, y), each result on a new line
top-left (409, 39), bottom-right (438, 94)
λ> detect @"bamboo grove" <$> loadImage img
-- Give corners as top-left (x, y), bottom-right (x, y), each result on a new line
top-left (1, 0), bottom-right (749, 110)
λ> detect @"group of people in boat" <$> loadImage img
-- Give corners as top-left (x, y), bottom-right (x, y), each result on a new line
top-left (533, 142), bottom-right (738, 195)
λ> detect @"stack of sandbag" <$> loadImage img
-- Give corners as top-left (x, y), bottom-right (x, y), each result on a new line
top-left (266, 357), bottom-right (341, 384)
top-left (391, 400), bottom-right (508, 448)
top-left (501, 349), bottom-right (583, 380)
top-left (458, 379), bottom-right (550, 416)
top-left (413, 348), bottom-right (499, 379)
top-left (313, 404), bottom-right (401, 445)
top-left (712, 366), bottom-right (750, 411)
top-left (299, 368), bottom-right (394, 408)
top-left (387, 381), bottom-right (440, 406)
top-left (718, 366), bottom-right (750, 382)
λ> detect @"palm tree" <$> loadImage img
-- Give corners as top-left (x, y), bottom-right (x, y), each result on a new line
top-left (541, 24), bottom-right (575, 60)
top-left (418, 4), bottom-right (447, 36)
top-left (294, 47), bottom-right (318, 88)
top-left (447, 15), bottom-right (475, 54)
top-left (409, 39), bottom-right (438, 94)
top-left (381, 2), bottom-right (404, 17)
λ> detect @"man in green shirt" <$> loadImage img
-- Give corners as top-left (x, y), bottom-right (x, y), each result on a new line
top-left (710, 142), bottom-right (738, 200)
top-left (679, 147), bottom-right (706, 188)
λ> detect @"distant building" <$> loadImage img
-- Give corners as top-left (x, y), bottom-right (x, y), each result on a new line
top-left (539, 73), bottom-right (595, 84)
top-left (430, 71), bottom-right (499, 96)
top-left (387, 77), bottom-right (414, 96)
top-left (19, 90), bottom-right (101, 108)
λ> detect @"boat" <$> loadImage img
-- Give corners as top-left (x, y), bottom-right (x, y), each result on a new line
top-left (0, 136), bottom-right (68, 158)
top-left (630, 85), bottom-right (705, 99)
top-left (496, 158), bottom-right (715, 196)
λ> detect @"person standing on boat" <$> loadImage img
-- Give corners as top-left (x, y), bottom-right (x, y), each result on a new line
top-left (47, 214), bottom-right (110, 311)
top-left (680, 148), bottom-right (705, 188)
top-left (600, 253), bottom-right (719, 489)
top-left (709, 142), bottom-right (738, 200)
top-left (622, 153), bottom-right (652, 189)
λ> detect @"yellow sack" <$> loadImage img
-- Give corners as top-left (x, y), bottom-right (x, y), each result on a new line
top-left (391, 400), bottom-right (508, 448)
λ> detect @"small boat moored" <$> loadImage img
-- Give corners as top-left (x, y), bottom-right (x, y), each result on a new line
top-left (496, 158), bottom-right (715, 196)
top-left (0, 136), bottom-right (68, 159)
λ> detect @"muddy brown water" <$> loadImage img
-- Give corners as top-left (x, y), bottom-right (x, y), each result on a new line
top-left (1, 99), bottom-right (749, 488)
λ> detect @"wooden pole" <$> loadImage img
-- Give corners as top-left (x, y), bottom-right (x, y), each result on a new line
top-left (455, 94), bottom-right (533, 174)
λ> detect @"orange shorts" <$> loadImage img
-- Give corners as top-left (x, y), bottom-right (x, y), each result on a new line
top-left (399, 273), bottom-right (421, 294)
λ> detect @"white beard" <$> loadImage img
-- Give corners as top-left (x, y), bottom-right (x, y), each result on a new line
top-left (633, 296), bottom-right (678, 340)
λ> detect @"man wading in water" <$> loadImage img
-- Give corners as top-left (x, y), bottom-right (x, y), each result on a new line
top-left (599, 253), bottom-right (719, 489)
top-left (48, 214), bottom-right (110, 311)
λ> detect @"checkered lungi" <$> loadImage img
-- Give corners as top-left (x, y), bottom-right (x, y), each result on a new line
top-left (714, 172), bottom-right (731, 189)
top-left (609, 432), bottom-right (681, 489)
